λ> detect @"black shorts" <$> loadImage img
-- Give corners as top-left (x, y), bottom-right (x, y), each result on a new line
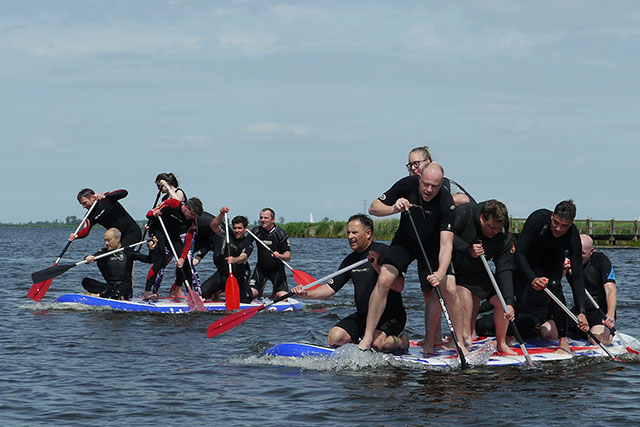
top-left (457, 272), bottom-right (495, 301)
top-left (249, 267), bottom-right (288, 296)
top-left (334, 310), bottom-right (406, 344)
top-left (382, 242), bottom-right (453, 292)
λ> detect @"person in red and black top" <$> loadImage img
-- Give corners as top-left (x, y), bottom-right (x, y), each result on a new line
top-left (514, 200), bottom-right (589, 354)
top-left (143, 197), bottom-right (203, 300)
top-left (248, 208), bottom-right (291, 299)
top-left (71, 188), bottom-right (142, 247)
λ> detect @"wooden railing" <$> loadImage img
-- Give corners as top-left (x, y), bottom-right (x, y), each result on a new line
top-left (510, 217), bottom-right (640, 246)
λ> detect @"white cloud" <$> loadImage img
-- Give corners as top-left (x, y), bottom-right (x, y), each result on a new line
top-left (1, 24), bottom-right (201, 57)
top-left (153, 134), bottom-right (212, 148)
top-left (217, 33), bottom-right (280, 55)
top-left (245, 122), bottom-right (312, 137)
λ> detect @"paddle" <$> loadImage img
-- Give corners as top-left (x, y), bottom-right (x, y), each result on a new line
top-left (28, 199), bottom-right (99, 301)
top-left (405, 208), bottom-right (468, 369)
top-left (31, 240), bottom-right (148, 283)
top-left (543, 283), bottom-right (617, 361)
top-left (156, 216), bottom-right (206, 312)
top-left (207, 258), bottom-right (369, 338)
top-left (224, 212), bottom-right (241, 310)
top-left (480, 254), bottom-right (534, 366)
top-left (246, 228), bottom-right (316, 287)
top-left (584, 290), bottom-right (639, 355)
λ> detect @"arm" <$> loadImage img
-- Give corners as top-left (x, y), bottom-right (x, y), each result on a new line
top-left (603, 281), bottom-right (617, 328)
top-left (228, 252), bottom-right (249, 265)
top-left (104, 189), bottom-right (128, 200)
top-left (210, 207), bottom-right (228, 234)
top-left (147, 198), bottom-right (181, 218)
top-left (291, 283), bottom-right (336, 299)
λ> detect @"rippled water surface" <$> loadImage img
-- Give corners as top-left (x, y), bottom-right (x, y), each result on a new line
top-left (3, 227), bottom-right (640, 425)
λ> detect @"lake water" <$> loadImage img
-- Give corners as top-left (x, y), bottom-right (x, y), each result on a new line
top-left (3, 227), bottom-right (640, 426)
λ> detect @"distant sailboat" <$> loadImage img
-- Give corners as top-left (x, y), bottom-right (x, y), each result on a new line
top-left (309, 212), bottom-right (314, 223)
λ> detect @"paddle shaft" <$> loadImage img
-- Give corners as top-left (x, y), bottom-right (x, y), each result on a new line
top-left (543, 285), bottom-right (616, 360)
top-left (405, 209), bottom-right (468, 369)
top-left (225, 212), bottom-right (233, 275)
top-left (207, 258), bottom-right (369, 338)
top-left (246, 227), bottom-right (296, 272)
top-left (479, 255), bottom-right (534, 366)
top-left (583, 290), bottom-right (636, 354)
top-left (138, 189), bottom-right (162, 249)
top-left (157, 215), bottom-right (205, 311)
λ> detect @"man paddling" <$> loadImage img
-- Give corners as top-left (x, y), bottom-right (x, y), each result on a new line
top-left (452, 199), bottom-right (516, 355)
top-left (358, 162), bottom-right (463, 355)
top-left (71, 188), bottom-right (142, 246)
top-left (514, 200), bottom-right (589, 354)
top-left (83, 228), bottom-right (155, 300)
top-left (566, 234), bottom-right (617, 344)
top-left (199, 207), bottom-right (254, 303)
top-left (248, 208), bottom-right (291, 299)
top-left (292, 215), bottom-right (409, 353)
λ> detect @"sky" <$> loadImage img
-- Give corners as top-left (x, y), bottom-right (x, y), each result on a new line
top-left (2, 1), bottom-right (640, 224)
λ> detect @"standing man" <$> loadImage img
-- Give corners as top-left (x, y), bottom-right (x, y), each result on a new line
top-left (567, 234), bottom-right (617, 344)
top-left (358, 163), bottom-right (462, 355)
top-left (249, 208), bottom-right (292, 299)
top-left (292, 215), bottom-right (408, 353)
top-left (514, 200), bottom-right (589, 353)
top-left (199, 207), bottom-right (254, 303)
top-left (143, 197), bottom-right (203, 299)
top-left (83, 228), bottom-right (154, 300)
top-left (452, 200), bottom-right (516, 355)
top-left (71, 188), bottom-right (142, 247)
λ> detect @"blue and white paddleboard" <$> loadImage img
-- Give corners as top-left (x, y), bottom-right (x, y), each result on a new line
top-left (53, 294), bottom-right (303, 313)
top-left (263, 333), bottom-right (639, 367)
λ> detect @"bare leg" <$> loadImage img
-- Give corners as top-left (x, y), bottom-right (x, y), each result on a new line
top-left (490, 295), bottom-right (516, 355)
top-left (424, 290), bottom-right (442, 354)
top-left (540, 320), bottom-right (558, 340)
top-left (328, 326), bottom-right (352, 348)
top-left (589, 325), bottom-right (612, 345)
top-left (358, 265), bottom-right (398, 350)
top-left (456, 285), bottom-right (474, 348)
top-left (440, 275), bottom-right (468, 354)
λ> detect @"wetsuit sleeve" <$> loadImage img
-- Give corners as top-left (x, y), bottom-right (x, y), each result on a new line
top-left (452, 204), bottom-right (472, 255)
top-left (242, 238), bottom-right (254, 257)
top-left (493, 244), bottom-right (515, 306)
top-left (180, 222), bottom-right (196, 260)
top-left (566, 228), bottom-right (586, 313)
top-left (131, 251), bottom-right (153, 263)
top-left (596, 254), bottom-right (616, 285)
top-left (438, 190), bottom-right (456, 232)
top-left (147, 198), bottom-right (181, 218)
top-left (328, 257), bottom-right (351, 293)
top-left (104, 189), bottom-right (128, 200)
top-left (377, 176), bottom-right (413, 206)
top-left (513, 212), bottom-right (542, 284)
top-left (276, 228), bottom-right (291, 253)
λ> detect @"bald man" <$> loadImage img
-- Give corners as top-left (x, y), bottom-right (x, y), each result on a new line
top-left (83, 228), bottom-right (154, 300)
top-left (566, 234), bottom-right (617, 344)
top-left (359, 162), bottom-right (464, 355)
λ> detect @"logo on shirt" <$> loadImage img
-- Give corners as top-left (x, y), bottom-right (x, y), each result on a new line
top-left (379, 194), bottom-right (386, 201)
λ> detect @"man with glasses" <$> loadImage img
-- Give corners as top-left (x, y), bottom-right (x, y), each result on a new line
top-left (513, 200), bottom-right (589, 354)
top-left (406, 146), bottom-right (475, 207)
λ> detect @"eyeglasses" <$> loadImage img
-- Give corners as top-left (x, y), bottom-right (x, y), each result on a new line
top-left (406, 160), bottom-right (425, 170)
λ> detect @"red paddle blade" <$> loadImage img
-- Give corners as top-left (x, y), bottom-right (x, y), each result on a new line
top-left (207, 304), bottom-right (265, 338)
top-left (185, 283), bottom-right (206, 312)
top-left (27, 278), bottom-right (54, 301)
top-left (225, 274), bottom-right (240, 310)
top-left (292, 269), bottom-right (316, 286)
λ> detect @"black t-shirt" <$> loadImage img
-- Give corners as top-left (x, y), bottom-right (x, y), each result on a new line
top-left (250, 226), bottom-right (291, 271)
top-left (95, 248), bottom-right (152, 285)
top-left (568, 251), bottom-right (616, 313)
top-left (213, 224), bottom-right (254, 271)
top-left (377, 175), bottom-right (455, 252)
top-left (328, 241), bottom-right (403, 316)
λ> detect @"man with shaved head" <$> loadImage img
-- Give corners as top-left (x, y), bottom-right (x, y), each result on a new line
top-left (566, 234), bottom-right (617, 344)
top-left (83, 228), bottom-right (155, 300)
top-left (359, 162), bottom-right (464, 355)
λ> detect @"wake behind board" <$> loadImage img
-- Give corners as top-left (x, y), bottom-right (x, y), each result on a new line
top-left (53, 294), bottom-right (303, 313)
top-left (263, 334), bottom-right (639, 367)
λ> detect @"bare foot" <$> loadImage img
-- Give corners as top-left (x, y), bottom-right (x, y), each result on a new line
top-left (553, 346), bottom-right (572, 356)
top-left (170, 289), bottom-right (185, 299)
top-left (421, 344), bottom-right (436, 355)
top-left (498, 343), bottom-right (518, 356)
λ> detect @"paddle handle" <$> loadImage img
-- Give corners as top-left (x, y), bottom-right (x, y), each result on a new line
top-left (225, 212), bottom-right (233, 275)
top-left (246, 228), bottom-right (295, 272)
top-left (81, 240), bottom-right (148, 265)
top-left (543, 285), bottom-right (616, 360)
top-left (480, 255), bottom-right (534, 365)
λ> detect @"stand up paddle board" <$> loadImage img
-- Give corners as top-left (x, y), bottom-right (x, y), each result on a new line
top-left (263, 333), bottom-right (639, 367)
top-left (53, 294), bottom-right (303, 313)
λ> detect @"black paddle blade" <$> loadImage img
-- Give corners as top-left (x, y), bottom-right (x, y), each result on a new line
top-left (31, 263), bottom-right (76, 284)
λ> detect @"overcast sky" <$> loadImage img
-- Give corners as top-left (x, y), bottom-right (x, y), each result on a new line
top-left (2, 1), bottom-right (639, 224)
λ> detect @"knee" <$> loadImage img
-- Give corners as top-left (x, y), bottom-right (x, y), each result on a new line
top-left (327, 327), bottom-right (351, 347)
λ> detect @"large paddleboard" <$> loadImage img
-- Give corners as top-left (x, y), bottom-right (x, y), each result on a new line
top-left (53, 294), bottom-right (303, 313)
top-left (263, 333), bottom-right (639, 367)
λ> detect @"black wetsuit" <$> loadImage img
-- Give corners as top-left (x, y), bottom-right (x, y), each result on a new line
top-left (329, 241), bottom-right (406, 343)
top-left (568, 251), bottom-right (616, 338)
top-left (82, 248), bottom-right (153, 300)
top-left (513, 209), bottom-right (586, 338)
top-left (452, 201), bottom-right (514, 304)
top-left (248, 225), bottom-right (291, 296)
top-left (200, 224), bottom-right (254, 302)
top-left (76, 190), bottom-right (142, 246)
top-left (145, 199), bottom-right (199, 294)
top-left (376, 175), bottom-right (455, 292)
